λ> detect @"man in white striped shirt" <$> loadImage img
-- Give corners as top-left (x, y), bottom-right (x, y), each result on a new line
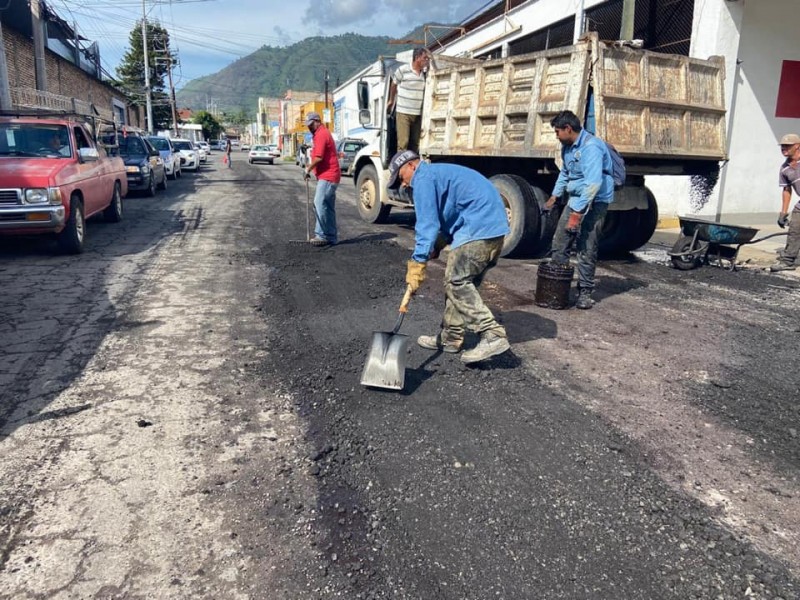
top-left (387, 48), bottom-right (430, 153)
top-left (770, 133), bottom-right (800, 272)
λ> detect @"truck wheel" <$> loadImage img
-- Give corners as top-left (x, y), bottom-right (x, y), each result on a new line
top-left (624, 187), bottom-right (658, 251)
top-left (103, 182), bottom-right (123, 223)
top-left (529, 185), bottom-right (558, 257)
top-left (489, 174), bottom-right (540, 257)
top-left (57, 198), bottom-right (85, 254)
top-left (356, 165), bottom-right (391, 224)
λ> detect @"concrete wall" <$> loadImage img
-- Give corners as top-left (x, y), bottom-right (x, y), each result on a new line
top-left (3, 26), bottom-right (143, 127)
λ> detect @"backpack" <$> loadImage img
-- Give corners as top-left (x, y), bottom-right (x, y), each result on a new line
top-left (605, 141), bottom-right (626, 190)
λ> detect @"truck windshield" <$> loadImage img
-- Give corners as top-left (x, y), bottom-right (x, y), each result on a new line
top-left (0, 123), bottom-right (71, 158)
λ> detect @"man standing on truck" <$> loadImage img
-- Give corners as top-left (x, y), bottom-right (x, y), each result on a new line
top-left (386, 48), bottom-right (430, 153)
top-left (770, 133), bottom-right (800, 272)
top-left (388, 150), bottom-right (511, 364)
top-left (304, 112), bottom-right (340, 246)
top-left (544, 110), bottom-right (615, 310)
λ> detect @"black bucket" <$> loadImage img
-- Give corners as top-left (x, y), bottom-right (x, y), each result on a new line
top-left (535, 262), bottom-right (574, 309)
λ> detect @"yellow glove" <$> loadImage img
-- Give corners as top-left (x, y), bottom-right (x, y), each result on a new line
top-left (405, 260), bottom-right (427, 292)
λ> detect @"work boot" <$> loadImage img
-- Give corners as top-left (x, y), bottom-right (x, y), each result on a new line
top-left (461, 333), bottom-right (510, 364)
top-left (575, 288), bottom-right (595, 309)
top-left (769, 261), bottom-right (796, 272)
top-left (417, 334), bottom-right (462, 354)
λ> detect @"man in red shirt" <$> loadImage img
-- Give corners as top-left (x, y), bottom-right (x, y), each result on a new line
top-left (304, 112), bottom-right (341, 246)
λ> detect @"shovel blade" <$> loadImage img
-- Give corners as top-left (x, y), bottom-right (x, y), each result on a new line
top-left (360, 331), bottom-right (410, 391)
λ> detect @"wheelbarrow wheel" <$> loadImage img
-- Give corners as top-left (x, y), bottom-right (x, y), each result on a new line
top-left (670, 235), bottom-right (704, 270)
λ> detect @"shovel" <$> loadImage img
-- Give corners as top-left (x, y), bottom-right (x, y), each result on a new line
top-left (360, 285), bottom-right (414, 391)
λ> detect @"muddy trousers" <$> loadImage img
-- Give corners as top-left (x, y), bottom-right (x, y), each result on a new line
top-left (441, 237), bottom-right (507, 344)
top-left (778, 205), bottom-right (800, 265)
top-left (313, 179), bottom-right (338, 244)
top-left (550, 203), bottom-right (609, 291)
top-left (396, 112), bottom-right (421, 153)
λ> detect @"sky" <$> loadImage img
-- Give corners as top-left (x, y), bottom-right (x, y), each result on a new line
top-left (48, 0), bottom-right (496, 89)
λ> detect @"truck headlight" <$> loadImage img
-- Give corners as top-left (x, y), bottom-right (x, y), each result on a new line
top-left (24, 188), bottom-right (49, 204)
top-left (48, 187), bottom-right (63, 205)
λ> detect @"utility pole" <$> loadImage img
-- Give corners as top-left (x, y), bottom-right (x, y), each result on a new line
top-left (31, 0), bottom-right (47, 92)
top-left (324, 69), bottom-right (329, 127)
top-left (166, 55), bottom-right (178, 137)
top-left (620, 0), bottom-right (635, 41)
top-left (0, 21), bottom-right (12, 109)
top-left (141, 0), bottom-right (154, 133)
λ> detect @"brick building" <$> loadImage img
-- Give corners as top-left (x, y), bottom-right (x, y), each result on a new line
top-left (1, 2), bottom-right (142, 126)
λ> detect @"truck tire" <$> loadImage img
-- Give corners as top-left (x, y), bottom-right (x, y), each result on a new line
top-left (489, 174), bottom-right (540, 257)
top-left (599, 187), bottom-right (659, 255)
top-left (624, 187), bottom-right (658, 251)
top-left (57, 197), bottom-right (85, 254)
top-left (529, 185), bottom-right (559, 257)
top-left (103, 182), bottom-right (123, 223)
top-left (356, 165), bottom-right (391, 224)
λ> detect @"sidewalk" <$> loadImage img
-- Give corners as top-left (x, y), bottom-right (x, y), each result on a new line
top-left (648, 219), bottom-right (792, 270)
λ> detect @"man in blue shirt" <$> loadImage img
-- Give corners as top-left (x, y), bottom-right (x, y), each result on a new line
top-left (544, 110), bottom-right (615, 309)
top-left (388, 150), bottom-right (511, 364)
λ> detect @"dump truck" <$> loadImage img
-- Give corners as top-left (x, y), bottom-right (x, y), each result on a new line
top-left (351, 32), bottom-right (727, 256)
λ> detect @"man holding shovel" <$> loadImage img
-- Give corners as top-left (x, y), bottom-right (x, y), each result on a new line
top-left (388, 150), bottom-right (511, 364)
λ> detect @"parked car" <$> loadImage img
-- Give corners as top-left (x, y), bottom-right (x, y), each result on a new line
top-left (171, 138), bottom-right (199, 171)
top-left (295, 144), bottom-right (311, 168)
top-left (336, 138), bottom-right (368, 175)
top-left (241, 142), bottom-right (250, 151)
top-left (248, 144), bottom-right (275, 165)
top-left (148, 136), bottom-right (181, 179)
top-left (193, 142), bottom-right (208, 163)
top-left (198, 141), bottom-right (211, 154)
top-left (266, 144), bottom-right (281, 159)
top-left (105, 129), bottom-right (166, 196)
top-left (0, 115), bottom-right (127, 253)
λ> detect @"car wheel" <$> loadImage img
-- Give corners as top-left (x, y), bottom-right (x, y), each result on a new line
top-left (146, 174), bottom-right (156, 197)
top-left (248, 159), bottom-right (253, 164)
top-left (103, 182), bottom-right (123, 223)
top-left (57, 197), bottom-right (85, 254)
top-left (157, 171), bottom-right (167, 190)
top-left (176, 168), bottom-right (181, 179)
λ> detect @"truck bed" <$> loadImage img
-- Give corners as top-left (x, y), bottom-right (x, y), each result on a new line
top-left (420, 33), bottom-right (727, 170)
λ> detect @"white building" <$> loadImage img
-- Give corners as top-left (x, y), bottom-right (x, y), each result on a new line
top-left (334, 0), bottom-right (799, 224)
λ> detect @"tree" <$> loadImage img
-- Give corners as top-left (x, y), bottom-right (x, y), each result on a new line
top-left (192, 111), bottom-right (222, 140)
top-left (116, 20), bottom-right (179, 131)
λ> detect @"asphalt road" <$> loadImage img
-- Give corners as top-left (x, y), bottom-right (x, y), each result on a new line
top-left (0, 155), bottom-right (798, 599)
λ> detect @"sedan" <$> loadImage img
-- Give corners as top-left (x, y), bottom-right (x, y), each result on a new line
top-left (248, 144), bottom-right (274, 165)
top-left (148, 136), bottom-right (182, 179)
top-left (193, 142), bottom-right (208, 163)
top-left (171, 138), bottom-right (199, 172)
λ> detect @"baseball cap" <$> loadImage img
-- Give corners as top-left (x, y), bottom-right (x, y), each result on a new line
top-left (387, 149), bottom-right (419, 189)
top-left (305, 111), bottom-right (321, 125)
top-left (779, 133), bottom-right (800, 145)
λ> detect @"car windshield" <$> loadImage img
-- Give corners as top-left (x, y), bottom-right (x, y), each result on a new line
top-left (253, 145), bottom-right (268, 151)
top-left (117, 136), bottom-right (147, 156)
top-left (148, 137), bottom-right (171, 151)
top-left (0, 123), bottom-right (71, 157)
top-left (173, 141), bottom-right (193, 151)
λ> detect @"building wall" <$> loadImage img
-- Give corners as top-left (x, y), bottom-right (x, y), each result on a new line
top-left (3, 26), bottom-right (143, 128)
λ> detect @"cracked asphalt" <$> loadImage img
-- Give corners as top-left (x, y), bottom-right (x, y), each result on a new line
top-left (0, 155), bottom-right (798, 599)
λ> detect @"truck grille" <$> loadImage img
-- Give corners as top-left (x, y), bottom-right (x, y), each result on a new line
top-left (0, 189), bottom-right (21, 206)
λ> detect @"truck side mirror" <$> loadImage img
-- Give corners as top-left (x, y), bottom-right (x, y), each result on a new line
top-left (78, 147), bottom-right (99, 163)
top-left (357, 80), bottom-right (369, 110)
top-left (359, 109), bottom-right (371, 126)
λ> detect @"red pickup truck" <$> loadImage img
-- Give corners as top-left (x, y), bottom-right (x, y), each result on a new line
top-left (0, 115), bottom-right (128, 253)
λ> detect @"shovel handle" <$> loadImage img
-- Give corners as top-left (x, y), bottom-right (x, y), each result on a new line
top-left (399, 285), bottom-right (414, 314)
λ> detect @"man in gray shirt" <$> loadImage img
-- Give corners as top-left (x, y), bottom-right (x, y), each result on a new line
top-left (770, 133), bottom-right (800, 272)
top-left (386, 48), bottom-right (430, 153)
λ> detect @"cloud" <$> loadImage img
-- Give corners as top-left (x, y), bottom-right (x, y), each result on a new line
top-left (304, 0), bottom-right (377, 29)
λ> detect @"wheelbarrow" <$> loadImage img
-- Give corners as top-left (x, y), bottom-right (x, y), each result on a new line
top-left (668, 216), bottom-right (787, 271)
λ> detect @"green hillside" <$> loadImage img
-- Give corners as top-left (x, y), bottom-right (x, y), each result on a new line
top-left (176, 32), bottom-right (418, 114)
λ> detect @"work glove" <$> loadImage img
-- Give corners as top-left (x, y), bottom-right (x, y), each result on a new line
top-left (429, 234), bottom-right (450, 260)
top-left (778, 212), bottom-right (790, 229)
top-left (565, 210), bottom-right (584, 234)
top-left (405, 260), bottom-right (427, 293)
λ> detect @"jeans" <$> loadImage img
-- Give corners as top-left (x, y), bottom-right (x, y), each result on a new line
top-left (779, 205), bottom-right (800, 265)
top-left (226, 152), bottom-right (232, 168)
top-left (396, 112), bottom-right (421, 153)
top-left (550, 202), bottom-right (609, 291)
top-left (441, 237), bottom-right (507, 343)
top-left (313, 179), bottom-right (338, 243)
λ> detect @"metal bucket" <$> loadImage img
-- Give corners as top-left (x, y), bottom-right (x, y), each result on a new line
top-left (535, 263), bottom-right (574, 310)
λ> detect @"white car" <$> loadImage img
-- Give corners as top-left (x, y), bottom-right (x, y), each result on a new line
top-left (266, 144), bottom-right (281, 159)
top-left (248, 144), bottom-right (274, 165)
top-left (171, 138), bottom-right (199, 171)
top-left (193, 142), bottom-right (208, 163)
top-left (198, 141), bottom-right (211, 154)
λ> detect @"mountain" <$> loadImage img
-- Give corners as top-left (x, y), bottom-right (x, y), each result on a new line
top-left (176, 32), bottom-right (421, 114)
